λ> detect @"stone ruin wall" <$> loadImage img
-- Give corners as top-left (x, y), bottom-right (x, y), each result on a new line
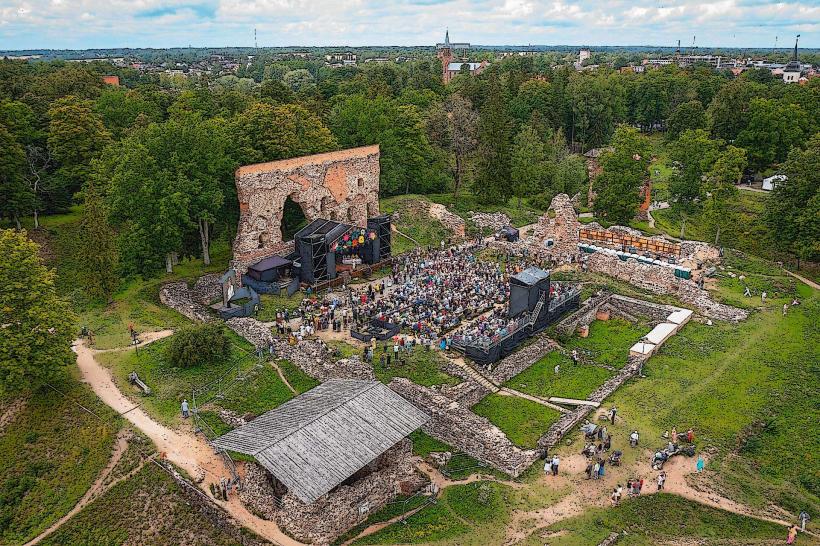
top-left (240, 439), bottom-right (426, 545)
top-left (389, 378), bottom-right (540, 477)
top-left (232, 145), bottom-right (381, 271)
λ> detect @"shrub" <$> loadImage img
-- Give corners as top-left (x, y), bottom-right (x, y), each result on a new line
top-left (165, 323), bottom-right (230, 369)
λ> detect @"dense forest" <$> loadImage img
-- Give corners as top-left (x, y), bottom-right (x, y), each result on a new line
top-left (0, 52), bottom-right (818, 298)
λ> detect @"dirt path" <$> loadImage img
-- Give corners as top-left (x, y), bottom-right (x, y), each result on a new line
top-left (271, 362), bottom-right (297, 394)
top-left (25, 431), bottom-right (133, 546)
top-left (74, 338), bottom-right (304, 546)
top-left (784, 269), bottom-right (820, 291)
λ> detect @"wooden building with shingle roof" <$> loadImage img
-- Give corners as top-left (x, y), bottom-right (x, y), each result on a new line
top-left (212, 379), bottom-right (429, 504)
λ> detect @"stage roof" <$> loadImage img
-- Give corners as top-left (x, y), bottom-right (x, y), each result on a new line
top-left (212, 380), bottom-right (429, 504)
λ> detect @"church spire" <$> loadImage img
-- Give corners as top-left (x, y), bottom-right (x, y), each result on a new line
top-left (793, 34), bottom-right (800, 61)
top-left (445, 29), bottom-right (450, 46)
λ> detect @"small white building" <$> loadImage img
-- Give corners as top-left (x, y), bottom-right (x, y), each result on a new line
top-left (762, 174), bottom-right (787, 191)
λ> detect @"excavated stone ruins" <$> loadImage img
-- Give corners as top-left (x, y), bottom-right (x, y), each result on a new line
top-left (232, 146), bottom-right (381, 272)
top-left (240, 440), bottom-right (427, 545)
top-left (470, 211), bottom-right (511, 232)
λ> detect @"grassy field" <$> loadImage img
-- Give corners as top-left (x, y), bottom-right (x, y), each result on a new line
top-left (607, 276), bottom-right (818, 516)
top-left (379, 194), bottom-right (452, 254)
top-left (506, 351), bottom-right (615, 400)
top-left (472, 393), bottom-right (562, 448)
top-left (564, 318), bottom-right (648, 370)
top-left (426, 191), bottom-right (544, 230)
top-left (39, 463), bottom-right (253, 546)
top-left (0, 373), bottom-right (119, 545)
top-left (526, 493), bottom-right (787, 546)
top-left (372, 346), bottom-right (462, 387)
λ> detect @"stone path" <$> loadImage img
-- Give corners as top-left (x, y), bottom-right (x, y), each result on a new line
top-left (444, 354), bottom-right (499, 391)
top-left (784, 269), bottom-right (820, 291)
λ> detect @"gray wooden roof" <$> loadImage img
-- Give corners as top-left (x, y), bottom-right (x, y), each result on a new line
top-left (212, 379), bottom-right (429, 504)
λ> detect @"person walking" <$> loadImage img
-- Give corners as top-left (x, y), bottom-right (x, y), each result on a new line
top-left (551, 455), bottom-right (560, 476)
top-left (799, 511), bottom-right (810, 532)
top-left (787, 524), bottom-right (799, 545)
top-left (744, 286), bottom-right (751, 297)
top-left (181, 399), bottom-right (189, 419)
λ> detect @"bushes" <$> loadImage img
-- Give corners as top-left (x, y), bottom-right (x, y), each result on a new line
top-left (164, 323), bottom-right (229, 369)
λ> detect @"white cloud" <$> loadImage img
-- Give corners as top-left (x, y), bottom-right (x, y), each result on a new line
top-left (0, 0), bottom-right (818, 49)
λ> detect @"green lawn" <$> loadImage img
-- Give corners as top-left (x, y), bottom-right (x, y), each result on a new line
top-left (372, 346), bottom-right (461, 387)
top-left (472, 393), bottom-right (562, 449)
top-left (380, 194), bottom-right (452, 254)
top-left (529, 493), bottom-right (787, 546)
top-left (39, 463), bottom-right (253, 546)
top-left (564, 318), bottom-right (648, 370)
top-left (506, 351), bottom-right (615, 400)
top-left (0, 373), bottom-right (118, 545)
top-left (354, 481), bottom-right (513, 545)
top-left (607, 278), bottom-right (819, 516)
top-left (426, 191), bottom-right (543, 229)
top-left (256, 292), bottom-right (304, 321)
top-left (408, 431), bottom-right (506, 480)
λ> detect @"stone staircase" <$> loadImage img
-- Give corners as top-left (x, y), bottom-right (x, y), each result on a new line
top-left (448, 356), bottom-right (499, 392)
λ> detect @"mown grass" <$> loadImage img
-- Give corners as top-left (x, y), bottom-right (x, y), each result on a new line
top-left (354, 481), bottom-right (513, 545)
top-left (372, 346), bottom-right (461, 387)
top-left (506, 351), bottom-right (615, 400)
top-left (39, 463), bottom-right (253, 546)
top-left (528, 493), bottom-right (787, 546)
top-left (607, 278), bottom-right (819, 516)
top-left (332, 494), bottom-right (431, 545)
top-left (472, 393), bottom-right (562, 448)
top-left (256, 291), bottom-right (304, 321)
top-left (0, 372), bottom-right (118, 545)
top-left (565, 318), bottom-right (648, 370)
top-left (426, 191), bottom-right (543, 230)
top-left (408, 431), bottom-right (507, 480)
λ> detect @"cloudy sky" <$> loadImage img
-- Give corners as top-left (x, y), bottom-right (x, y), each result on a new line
top-left (1, 0), bottom-right (818, 50)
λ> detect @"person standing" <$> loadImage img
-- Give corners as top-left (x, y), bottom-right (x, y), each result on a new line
top-left (783, 303), bottom-right (789, 316)
top-left (551, 455), bottom-right (560, 476)
top-left (657, 471), bottom-right (666, 491)
top-left (630, 430), bottom-right (639, 447)
top-left (554, 363), bottom-right (561, 374)
top-left (696, 455), bottom-right (705, 473)
top-left (181, 399), bottom-right (189, 419)
top-left (799, 511), bottom-right (810, 532)
top-left (598, 459), bottom-right (606, 478)
top-left (592, 460), bottom-right (600, 480)
top-left (671, 426), bottom-right (678, 444)
top-left (609, 407), bottom-right (617, 424)
top-left (761, 291), bottom-right (767, 303)
top-left (543, 458), bottom-right (552, 476)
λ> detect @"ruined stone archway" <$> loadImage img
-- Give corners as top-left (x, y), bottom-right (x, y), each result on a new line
top-left (233, 146), bottom-right (382, 269)
top-left (281, 195), bottom-right (309, 241)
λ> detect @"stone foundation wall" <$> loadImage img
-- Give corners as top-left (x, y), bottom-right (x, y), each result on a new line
top-left (275, 439), bottom-right (426, 545)
top-left (489, 335), bottom-right (560, 384)
top-left (526, 194), bottom-right (581, 262)
top-left (390, 378), bottom-right (539, 477)
top-left (159, 282), bottom-right (215, 323)
top-left (233, 146), bottom-right (380, 267)
top-left (191, 273), bottom-right (223, 305)
top-left (586, 253), bottom-right (746, 321)
top-left (555, 291), bottom-right (613, 337)
top-left (225, 317), bottom-right (375, 381)
top-left (608, 294), bottom-right (681, 324)
top-left (439, 381), bottom-right (492, 407)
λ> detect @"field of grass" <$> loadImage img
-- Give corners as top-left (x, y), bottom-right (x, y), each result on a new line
top-left (426, 191), bottom-right (543, 230)
top-left (256, 292), bottom-right (304, 321)
top-left (527, 493), bottom-right (786, 546)
top-left (372, 346), bottom-right (461, 387)
top-left (472, 393), bottom-right (562, 448)
top-left (607, 276), bottom-right (818, 516)
top-left (0, 373), bottom-right (118, 545)
top-left (39, 463), bottom-right (252, 546)
top-left (564, 318), bottom-right (648, 370)
top-left (506, 351), bottom-right (615, 400)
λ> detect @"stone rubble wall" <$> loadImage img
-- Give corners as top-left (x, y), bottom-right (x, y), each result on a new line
top-left (555, 291), bottom-right (614, 337)
top-left (155, 460), bottom-right (269, 546)
top-left (225, 317), bottom-right (376, 381)
top-left (538, 355), bottom-right (648, 451)
top-left (586, 253), bottom-right (747, 322)
top-left (439, 381), bottom-right (492, 408)
top-left (526, 194), bottom-right (581, 262)
top-left (489, 335), bottom-right (560, 384)
top-left (274, 439), bottom-right (427, 545)
top-left (608, 294), bottom-right (682, 324)
top-left (470, 211), bottom-right (511, 232)
top-left (159, 282), bottom-right (216, 323)
top-left (428, 203), bottom-right (466, 238)
top-left (191, 273), bottom-right (223, 305)
top-left (389, 378), bottom-right (539, 477)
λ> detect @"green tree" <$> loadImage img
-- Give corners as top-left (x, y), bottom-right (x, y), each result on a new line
top-left (593, 125), bottom-right (650, 224)
top-left (765, 134), bottom-right (820, 269)
top-left (77, 176), bottom-right (119, 300)
top-left (331, 95), bottom-right (446, 196)
top-left (283, 69), bottom-right (315, 92)
top-left (736, 98), bottom-right (807, 172)
top-left (47, 96), bottom-right (112, 205)
top-left (165, 323), bottom-right (230, 369)
top-left (94, 88), bottom-right (163, 138)
top-left (233, 102), bottom-right (336, 164)
top-left (510, 124), bottom-right (550, 208)
top-left (443, 95), bottom-right (478, 201)
top-left (553, 155), bottom-right (588, 197)
top-left (707, 79), bottom-right (765, 142)
top-left (0, 124), bottom-right (33, 230)
top-left (669, 129), bottom-right (722, 206)
top-left (667, 100), bottom-right (707, 141)
top-left (703, 146), bottom-right (747, 246)
top-left (260, 79), bottom-right (295, 104)
top-left (0, 229), bottom-right (75, 395)
top-left (474, 74), bottom-right (513, 204)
